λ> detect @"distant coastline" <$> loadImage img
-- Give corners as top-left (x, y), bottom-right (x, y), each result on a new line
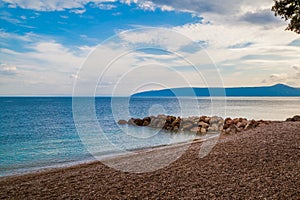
top-left (132, 84), bottom-right (300, 97)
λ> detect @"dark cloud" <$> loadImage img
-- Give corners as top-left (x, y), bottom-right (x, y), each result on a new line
top-left (239, 9), bottom-right (281, 25)
top-left (228, 42), bottom-right (253, 49)
top-left (150, 0), bottom-right (239, 14)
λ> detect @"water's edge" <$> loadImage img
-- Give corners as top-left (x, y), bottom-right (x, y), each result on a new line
top-left (0, 133), bottom-right (219, 178)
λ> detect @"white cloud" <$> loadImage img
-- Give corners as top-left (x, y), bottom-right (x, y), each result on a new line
top-left (0, 63), bottom-right (17, 75)
top-left (1, 0), bottom-right (176, 13)
top-left (70, 8), bottom-right (86, 14)
top-left (262, 66), bottom-right (300, 86)
top-left (160, 5), bottom-right (173, 12)
top-left (120, 0), bottom-right (138, 5)
top-left (148, 0), bottom-right (273, 16)
top-left (1, 0), bottom-right (300, 95)
top-left (0, 37), bottom-right (95, 95)
top-left (118, 28), bottom-right (194, 52)
top-left (138, 1), bottom-right (156, 11)
top-left (2, 0), bottom-right (118, 11)
top-left (95, 3), bottom-right (116, 10)
top-left (72, 22), bottom-right (300, 95)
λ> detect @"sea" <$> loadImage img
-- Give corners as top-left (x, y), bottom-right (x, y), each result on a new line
top-left (0, 97), bottom-right (299, 177)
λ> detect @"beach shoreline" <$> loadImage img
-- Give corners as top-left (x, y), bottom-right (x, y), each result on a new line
top-left (0, 132), bottom-right (216, 179)
top-left (1, 121), bottom-right (299, 199)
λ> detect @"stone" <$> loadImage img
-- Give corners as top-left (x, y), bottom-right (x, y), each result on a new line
top-left (251, 120), bottom-right (259, 128)
top-left (171, 117), bottom-right (181, 128)
top-left (118, 120), bottom-right (127, 125)
top-left (199, 116), bottom-right (207, 122)
top-left (209, 123), bottom-right (219, 131)
top-left (173, 126), bottom-right (179, 132)
top-left (133, 118), bottom-right (143, 126)
top-left (244, 121), bottom-right (252, 130)
top-left (233, 118), bottom-right (239, 125)
top-left (286, 118), bottom-right (293, 122)
top-left (156, 121), bottom-right (163, 128)
top-left (234, 125), bottom-right (242, 132)
top-left (149, 118), bottom-right (156, 127)
top-left (204, 117), bottom-right (211, 123)
top-left (182, 123), bottom-right (194, 131)
top-left (200, 128), bottom-right (207, 134)
top-left (229, 124), bottom-right (238, 134)
top-left (125, 115), bottom-right (262, 135)
top-left (241, 120), bottom-right (248, 127)
top-left (218, 118), bottom-right (225, 126)
top-left (236, 122), bottom-right (243, 128)
top-left (143, 120), bottom-right (150, 126)
top-left (198, 121), bottom-right (209, 129)
top-left (143, 117), bottom-right (151, 123)
top-left (209, 116), bottom-right (218, 124)
top-left (292, 115), bottom-right (300, 121)
top-left (223, 124), bottom-right (229, 129)
top-left (190, 127), bottom-right (200, 133)
top-left (224, 117), bottom-right (232, 124)
top-left (127, 118), bottom-right (135, 125)
top-left (225, 128), bottom-right (231, 134)
top-left (166, 115), bottom-right (176, 124)
top-left (224, 118), bottom-right (232, 129)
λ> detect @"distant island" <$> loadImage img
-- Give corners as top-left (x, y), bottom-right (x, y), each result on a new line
top-left (132, 84), bottom-right (300, 97)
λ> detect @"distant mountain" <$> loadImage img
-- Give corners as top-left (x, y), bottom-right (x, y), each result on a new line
top-left (132, 84), bottom-right (300, 97)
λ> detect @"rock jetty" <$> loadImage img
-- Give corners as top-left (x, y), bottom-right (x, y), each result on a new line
top-left (286, 115), bottom-right (300, 122)
top-left (118, 115), bottom-right (271, 134)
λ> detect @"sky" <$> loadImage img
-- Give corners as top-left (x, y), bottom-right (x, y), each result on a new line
top-left (0, 0), bottom-right (300, 96)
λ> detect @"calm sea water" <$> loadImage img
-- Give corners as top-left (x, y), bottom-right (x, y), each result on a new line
top-left (0, 97), bottom-right (299, 177)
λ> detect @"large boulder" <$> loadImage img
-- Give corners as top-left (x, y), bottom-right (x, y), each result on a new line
top-left (293, 115), bottom-right (300, 121)
top-left (190, 127), bottom-right (200, 133)
top-left (286, 115), bottom-right (300, 122)
top-left (223, 118), bottom-right (233, 129)
top-left (200, 127), bottom-right (207, 134)
top-left (199, 116), bottom-right (207, 122)
top-left (127, 118), bottom-right (135, 125)
top-left (142, 117), bottom-right (151, 126)
top-left (198, 121), bottom-right (209, 129)
top-left (133, 118), bottom-right (144, 126)
top-left (156, 121), bottom-right (164, 128)
top-left (171, 117), bottom-right (181, 129)
top-left (208, 123), bottom-right (219, 132)
top-left (143, 120), bottom-right (150, 126)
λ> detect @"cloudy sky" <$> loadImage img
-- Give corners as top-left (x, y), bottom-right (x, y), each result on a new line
top-left (0, 0), bottom-right (299, 96)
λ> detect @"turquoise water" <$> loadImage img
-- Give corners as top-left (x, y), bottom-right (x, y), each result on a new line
top-left (0, 97), bottom-right (299, 177)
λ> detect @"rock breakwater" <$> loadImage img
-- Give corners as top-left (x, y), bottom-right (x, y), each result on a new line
top-left (118, 115), bottom-right (271, 134)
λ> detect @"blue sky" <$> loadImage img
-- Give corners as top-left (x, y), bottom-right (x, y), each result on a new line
top-left (0, 0), bottom-right (299, 95)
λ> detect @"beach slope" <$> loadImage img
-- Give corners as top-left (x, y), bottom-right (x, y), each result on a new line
top-left (0, 121), bottom-right (299, 199)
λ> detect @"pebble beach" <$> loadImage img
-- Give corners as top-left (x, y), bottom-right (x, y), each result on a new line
top-left (0, 120), bottom-right (299, 199)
